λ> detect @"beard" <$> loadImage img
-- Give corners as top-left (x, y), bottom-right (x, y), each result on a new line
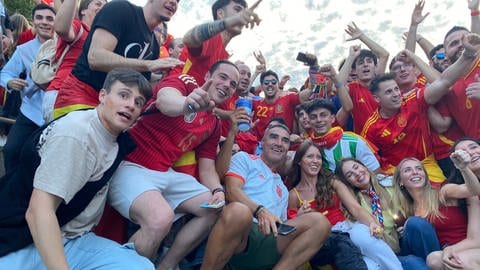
top-left (159, 15), bottom-right (171, 22)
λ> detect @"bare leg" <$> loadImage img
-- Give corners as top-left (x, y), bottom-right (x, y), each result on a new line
top-left (200, 202), bottom-right (252, 270)
top-left (157, 192), bottom-right (220, 270)
top-left (274, 212), bottom-right (331, 270)
top-left (129, 190), bottom-right (174, 260)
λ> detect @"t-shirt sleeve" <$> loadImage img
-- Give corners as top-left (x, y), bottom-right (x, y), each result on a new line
top-left (356, 137), bottom-right (380, 172)
top-left (90, 1), bottom-right (131, 39)
top-left (34, 136), bottom-right (95, 204)
top-left (225, 152), bottom-right (251, 183)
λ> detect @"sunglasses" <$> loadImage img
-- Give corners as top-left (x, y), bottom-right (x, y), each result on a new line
top-left (263, 79), bottom-right (278, 85)
top-left (434, 52), bottom-right (445, 60)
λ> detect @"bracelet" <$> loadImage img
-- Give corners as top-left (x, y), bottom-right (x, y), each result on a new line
top-left (253, 205), bottom-right (264, 218)
top-left (211, 187), bottom-right (225, 195)
top-left (471, 10), bottom-right (480, 16)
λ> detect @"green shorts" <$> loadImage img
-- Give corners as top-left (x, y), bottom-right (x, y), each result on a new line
top-left (225, 223), bottom-right (281, 270)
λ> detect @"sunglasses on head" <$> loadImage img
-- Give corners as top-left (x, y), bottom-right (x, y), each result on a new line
top-left (263, 79), bottom-right (278, 85)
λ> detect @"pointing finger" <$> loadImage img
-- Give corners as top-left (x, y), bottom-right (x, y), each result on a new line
top-left (249, 0), bottom-right (263, 11)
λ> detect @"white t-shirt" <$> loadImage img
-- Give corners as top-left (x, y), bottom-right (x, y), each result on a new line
top-left (33, 109), bottom-right (118, 237)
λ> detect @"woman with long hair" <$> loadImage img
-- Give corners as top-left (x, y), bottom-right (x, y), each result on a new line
top-left (425, 138), bottom-right (480, 269)
top-left (288, 140), bottom-right (401, 270)
top-left (392, 157), bottom-right (475, 269)
top-left (337, 158), bottom-right (436, 269)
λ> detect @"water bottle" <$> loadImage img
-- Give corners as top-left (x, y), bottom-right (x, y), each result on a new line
top-left (235, 98), bottom-right (252, 132)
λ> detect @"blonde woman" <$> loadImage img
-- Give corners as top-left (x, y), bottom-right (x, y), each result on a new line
top-left (337, 158), bottom-right (433, 270)
top-left (392, 158), bottom-right (474, 268)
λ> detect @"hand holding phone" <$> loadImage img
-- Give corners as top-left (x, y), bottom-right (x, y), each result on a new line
top-left (275, 222), bottom-right (296, 236)
top-left (200, 201), bottom-right (225, 209)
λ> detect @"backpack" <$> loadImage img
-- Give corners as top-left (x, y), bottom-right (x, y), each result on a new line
top-left (0, 113), bottom-right (136, 256)
top-left (30, 27), bottom-right (84, 89)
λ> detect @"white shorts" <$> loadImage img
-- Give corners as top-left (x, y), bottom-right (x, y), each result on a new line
top-left (108, 161), bottom-right (209, 220)
top-left (42, 90), bottom-right (58, 123)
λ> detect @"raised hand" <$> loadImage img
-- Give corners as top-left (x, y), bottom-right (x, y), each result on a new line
top-left (450, 149), bottom-right (472, 170)
top-left (184, 80), bottom-right (215, 113)
top-left (253, 50), bottom-right (266, 66)
top-left (225, 0), bottom-right (263, 31)
top-left (411, 0), bottom-right (430, 26)
top-left (345, 22), bottom-right (364, 41)
top-left (319, 64), bottom-right (338, 82)
top-left (462, 33), bottom-right (480, 56)
top-left (348, 45), bottom-right (362, 59)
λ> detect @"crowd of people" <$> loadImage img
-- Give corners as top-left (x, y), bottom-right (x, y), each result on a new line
top-left (0, 0), bottom-right (479, 269)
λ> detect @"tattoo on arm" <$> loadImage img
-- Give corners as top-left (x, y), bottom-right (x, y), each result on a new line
top-left (192, 20), bottom-right (227, 45)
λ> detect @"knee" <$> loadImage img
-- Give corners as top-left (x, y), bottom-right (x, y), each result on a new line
top-left (404, 216), bottom-right (432, 232)
top-left (218, 202), bottom-right (252, 230)
top-left (426, 251), bottom-right (443, 270)
top-left (134, 206), bottom-right (174, 235)
top-left (299, 212), bottom-right (331, 239)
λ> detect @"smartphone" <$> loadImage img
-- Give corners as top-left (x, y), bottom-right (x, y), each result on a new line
top-left (200, 201), bottom-right (225, 209)
top-left (19, 69), bottom-right (27, 80)
top-left (276, 222), bottom-right (296, 236)
top-left (296, 52), bottom-right (309, 63)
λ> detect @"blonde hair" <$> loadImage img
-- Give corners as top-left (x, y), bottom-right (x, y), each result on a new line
top-left (9, 13), bottom-right (31, 49)
top-left (392, 157), bottom-right (443, 220)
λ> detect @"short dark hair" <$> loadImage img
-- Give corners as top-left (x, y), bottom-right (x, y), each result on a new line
top-left (352, 49), bottom-right (378, 69)
top-left (369, 73), bottom-right (396, 94)
top-left (295, 102), bottom-right (309, 115)
top-left (209, 59), bottom-right (239, 74)
top-left (429, 44), bottom-right (444, 59)
top-left (267, 117), bottom-right (287, 127)
top-left (103, 68), bottom-right (152, 100)
top-left (32, 3), bottom-right (56, 19)
top-left (444, 26), bottom-right (469, 45)
top-left (212, 0), bottom-right (247, 20)
top-left (305, 99), bottom-right (336, 115)
top-left (451, 137), bottom-right (480, 153)
top-left (260, 70), bottom-right (279, 83)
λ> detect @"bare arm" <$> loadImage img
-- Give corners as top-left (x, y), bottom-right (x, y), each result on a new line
top-left (336, 46), bottom-right (361, 113)
top-left (424, 33), bottom-right (480, 105)
top-left (183, 0), bottom-right (262, 49)
top-left (416, 34), bottom-right (435, 59)
top-left (215, 108), bottom-right (249, 178)
top-left (199, 158), bottom-right (225, 204)
top-left (87, 28), bottom-right (183, 73)
top-left (155, 80), bottom-right (214, 117)
top-left (225, 174), bottom-right (281, 235)
top-left (470, 0), bottom-right (480, 35)
top-left (345, 22), bottom-right (389, 74)
top-left (333, 180), bottom-right (377, 226)
top-left (25, 189), bottom-right (69, 270)
top-left (399, 50), bottom-right (441, 83)
top-left (54, 0), bottom-right (78, 42)
top-left (427, 106), bottom-right (452, 134)
top-left (439, 183), bottom-right (473, 200)
top-left (405, 0), bottom-right (429, 52)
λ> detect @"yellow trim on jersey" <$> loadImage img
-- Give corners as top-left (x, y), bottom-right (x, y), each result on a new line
top-left (360, 111), bottom-right (380, 138)
top-left (173, 150), bottom-right (197, 167)
top-left (53, 104), bottom-right (96, 120)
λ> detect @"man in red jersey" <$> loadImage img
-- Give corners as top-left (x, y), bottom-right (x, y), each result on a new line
top-left (336, 46), bottom-right (382, 133)
top-left (361, 36), bottom-right (480, 184)
top-left (108, 60), bottom-right (242, 269)
top-left (444, 26), bottom-right (480, 138)
top-left (171, 0), bottom-right (262, 85)
top-left (251, 70), bottom-right (313, 140)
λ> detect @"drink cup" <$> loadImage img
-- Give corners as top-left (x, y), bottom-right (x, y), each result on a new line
top-left (235, 98), bottom-right (252, 132)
